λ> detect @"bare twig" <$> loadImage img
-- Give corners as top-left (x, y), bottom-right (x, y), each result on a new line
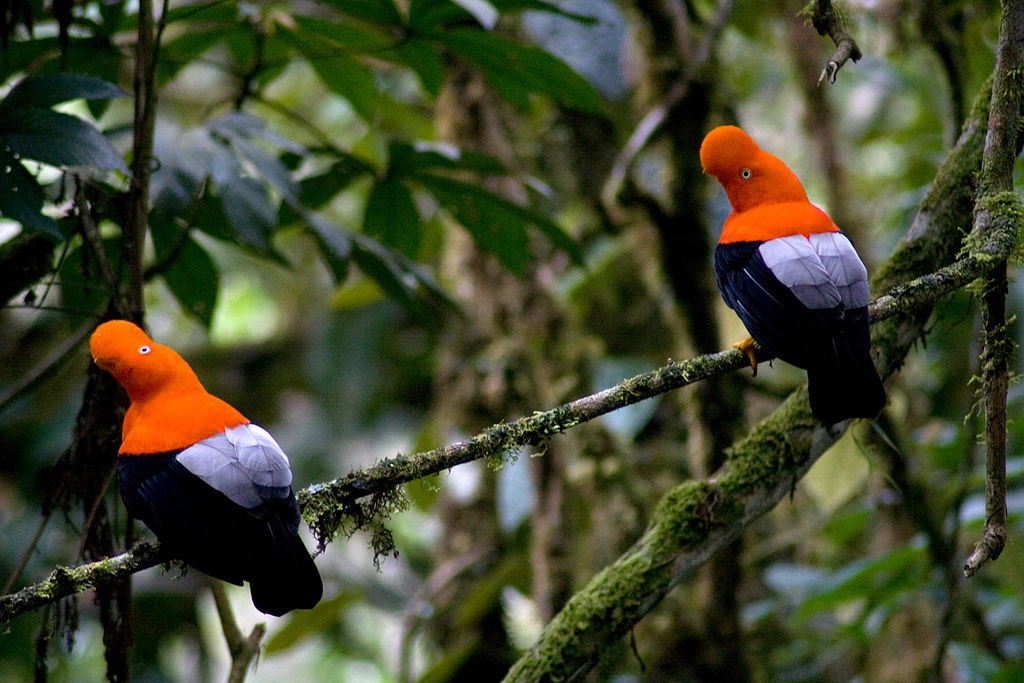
top-left (808, 0), bottom-right (863, 85)
top-left (600, 0), bottom-right (734, 215)
top-left (209, 580), bottom-right (265, 683)
top-left (0, 319), bottom-right (93, 416)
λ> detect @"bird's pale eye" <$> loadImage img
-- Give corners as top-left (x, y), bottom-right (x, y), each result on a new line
top-left (740, 168), bottom-right (752, 179)
top-left (138, 345), bottom-right (151, 355)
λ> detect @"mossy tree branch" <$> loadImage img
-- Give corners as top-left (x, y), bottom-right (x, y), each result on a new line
top-left (0, 140), bottom-right (1013, 627)
top-left (807, 0), bottom-right (863, 85)
top-left (503, 66), bottom-right (1003, 680)
top-left (0, 63), bottom-right (1015, 683)
top-left (963, 0), bottom-right (1024, 577)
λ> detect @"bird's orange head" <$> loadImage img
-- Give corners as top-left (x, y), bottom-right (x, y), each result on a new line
top-left (699, 125), bottom-right (809, 213)
top-left (90, 320), bottom-right (202, 403)
top-left (90, 320), bottom-right (249, 453)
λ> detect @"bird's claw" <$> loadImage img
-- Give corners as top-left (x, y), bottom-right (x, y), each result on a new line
top-left (732, 336), bottom-right (758, 376)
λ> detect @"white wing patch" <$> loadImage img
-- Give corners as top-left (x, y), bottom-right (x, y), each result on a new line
top-left (757, 233), bottom-right (869, 311)
top-left (757, 234), bottom-right (841, 310)
top-left (808, 232), bottom-right (870, 309)
top-left (176, 423), bottom-right (294, 508)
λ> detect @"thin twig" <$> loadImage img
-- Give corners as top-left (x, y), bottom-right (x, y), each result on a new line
top-left (209, 579), bottom-right (265, 683)
top-left (600, 0), bottom-right (734, 215)
top-left (0, 319), bottom-right (93, 414)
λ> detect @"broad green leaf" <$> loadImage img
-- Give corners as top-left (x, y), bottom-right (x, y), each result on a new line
top-left (264, 591), bottom-right (363, 654)
top-left (389, 140), bottom-right (507, 174)
top-left (289, 14), bottom-right (393, 53)
top-left (278, 26), bottom-right (379, 119)
top-left (0, 148), bottom-right (60, 237)
top-left (0, 73), bottom-right (126, 112)
top-left (0, 37), bottom-right (63, 83)
top-left (58, 238), bottom-right (120, 321)
top-left (795, 544), bottom-right (926, 619)
top-left (319, 0), bottom-right (402, 25)
top-left (152, 231), bottom-right (220, 327)
top-left (306, 213), bottom-right (352, 282)
top-left (0, 109), bottom-right (127, 172)
top-left (158, 29), bottom-right (234, 85)
top-left (209, 113), bottom-right (302, 205)
top-left (433, 27), bottom-right (604, 113)
top-left (364, 177), bottom-right (422, 257)
top-left (415, 172), bottom-right (582, 271)
top-left (451, 0), bottom-right (499, 29)
top-left (219, 176), bottom-right (277, 251)
top-left (384, 36), bottom-right (445, 95)
top-left (418, 173), bottom-right (528, 274)
top-left (296, 156), bottom-right (376, 210)
top-left (408, 0), bottom-right (473, 29)
top-left (350, 231), bottom-right (455, 323)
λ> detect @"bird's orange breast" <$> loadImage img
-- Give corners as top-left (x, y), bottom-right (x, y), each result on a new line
top-left (718, 201), bottom-right (838, 244)
top-left (119, 391), bottom-right (248, 455)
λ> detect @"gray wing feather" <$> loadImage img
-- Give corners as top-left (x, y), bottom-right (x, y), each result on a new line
top-left (757, 235), bottom-right (841, 310)
top-left (809, 232), bottom-right (870, 308)
top-left (177, 424), bottom-right (294, 508)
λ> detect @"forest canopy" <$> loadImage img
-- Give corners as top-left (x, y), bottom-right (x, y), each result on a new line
top-left (0, 0), bottom-right (1022, 681)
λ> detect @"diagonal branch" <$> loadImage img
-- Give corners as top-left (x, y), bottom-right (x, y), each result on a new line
top-left (0, 66), bottom-right (1012, 632)
top-left (0, 200), bottom-right (1011, 625)
top-left (503, 64), bottom-right (1003, 680)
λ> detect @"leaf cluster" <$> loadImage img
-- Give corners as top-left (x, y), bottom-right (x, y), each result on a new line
top-left (2, 0), bottom-right (601, 325)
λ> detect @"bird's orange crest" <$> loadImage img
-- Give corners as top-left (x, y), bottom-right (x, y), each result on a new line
top-left (700, 125), bottom-right (837, 243)
top-left (90, 320), bottom-right (248, 454)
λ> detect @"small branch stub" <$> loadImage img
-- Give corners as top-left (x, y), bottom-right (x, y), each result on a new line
top-left (808, 0), bottom-right (863, 85)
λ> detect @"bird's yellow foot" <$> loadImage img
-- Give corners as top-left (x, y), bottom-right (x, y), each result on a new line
top-left (732, 336), bottom-right (758, 376)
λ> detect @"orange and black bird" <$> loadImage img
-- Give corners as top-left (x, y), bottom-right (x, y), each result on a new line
top-left (90, 319), bottom-right (323, 616)
top-left (700, 125), bottom-right (886, 424)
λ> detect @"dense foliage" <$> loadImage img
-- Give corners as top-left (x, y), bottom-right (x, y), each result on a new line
top-left (0, 0), bottom-right (1021, 681)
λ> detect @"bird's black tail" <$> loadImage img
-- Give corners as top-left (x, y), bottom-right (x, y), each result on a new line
top-left (248, 521), bottom-right (324, 617)
top-left (807, 333), bottom-right (886, 425)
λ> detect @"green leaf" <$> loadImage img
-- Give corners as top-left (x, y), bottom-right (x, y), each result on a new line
top-left (58, 238), bottom-right (120, 322)
top-left (451, 0), bottom-right (499, 29)
top-left (0, 148), bottom-right (60, 237)
top-left (350, 231), bottom-right (455, 323)
top-left (264, 591), bottom-right (363, 655)
top-left (795, 543), bottom-right (926, 619)
top-left (415, 173), bottom-right (581, 272)
top-left (153, 232), bottom-right (220, 327)
top-left (434, 27), bottom-right (604, 113)
top-left (209, 113), bottom-right (301, 205)
top-left (289, 14), bottom-right (393, 53)
top-left (278, 25), bottom-right (379, 120)
top-left (319, 0), bottom-right (402, 25)
top-left (389, 140), bottom-right (507, 174)
top-left (0, 109), bottom-right (127, 172)
top-left (295, 156), bottom-right (376, 210)
top-left (364, 177), bottom-right (422, 257)
top-left (408, 0), bottom-right (473, 28)
top-left (306, 213), bottom-right (352, 282)
top-left (0, 73), bottom-right (127, 111)
top-left (219, 176), bottom-right (277, 251)
top-left (384, 36), bottom-right (446, 95)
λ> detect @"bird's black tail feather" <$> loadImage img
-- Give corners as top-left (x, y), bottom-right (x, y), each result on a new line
top-left (807, 334), bottom-right (886, 425)
top-left (247, 520), bottom-right (324, 617)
